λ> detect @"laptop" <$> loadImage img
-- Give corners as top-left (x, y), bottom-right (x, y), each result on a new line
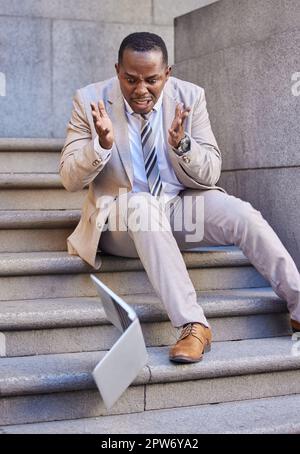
top-left (90, 274), bottom-right (148, 410)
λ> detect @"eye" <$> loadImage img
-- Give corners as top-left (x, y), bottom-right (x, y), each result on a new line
top-left (126, 78), bottom-right (135, 84)
top-left (148, 79), bottom-right (157, 84)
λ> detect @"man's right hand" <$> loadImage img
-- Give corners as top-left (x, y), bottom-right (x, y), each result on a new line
top-left (91, 101), bottom-right (114, 149)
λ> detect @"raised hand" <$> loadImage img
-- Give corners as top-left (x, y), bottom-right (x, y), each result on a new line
top-left (91, 101), bottom-right (114, 149)
top-left (168, 103), bottom-right (191, 149)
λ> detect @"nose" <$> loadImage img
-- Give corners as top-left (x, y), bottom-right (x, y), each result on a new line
top-left (134, 81), bottom-right (148, 97)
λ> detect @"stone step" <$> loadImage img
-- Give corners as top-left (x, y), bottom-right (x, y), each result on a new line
top-left (0, 248), bottom-right (268, 301)
top-left (3, 393), bottom-right (300, 434)
top-left (0, 174), bottom-right (86, 209)
top-left (0, 289), bottom-right (290, 357)
top-left (0, 138), bottom-right (63, 173)
top-left (0, 336), bottom-right (299, 426)
top-left (0, 210), bottom-right (80, 252)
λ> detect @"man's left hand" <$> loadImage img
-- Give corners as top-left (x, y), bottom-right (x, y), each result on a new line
top-left (168, 103), bottom-right (191, 149)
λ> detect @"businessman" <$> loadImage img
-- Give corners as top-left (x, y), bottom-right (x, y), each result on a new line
top-left (60, 32), bottom-right (300, 363)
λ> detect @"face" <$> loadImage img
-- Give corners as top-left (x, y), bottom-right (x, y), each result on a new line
top-left (115, 48), bottom-right (171, 114)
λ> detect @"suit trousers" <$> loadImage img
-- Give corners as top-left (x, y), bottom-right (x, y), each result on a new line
top-left (99, 189), bottom-right (300, 328)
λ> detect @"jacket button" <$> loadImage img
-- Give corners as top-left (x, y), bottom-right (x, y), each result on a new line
top-left (182, 155), bottom-right (191, 164)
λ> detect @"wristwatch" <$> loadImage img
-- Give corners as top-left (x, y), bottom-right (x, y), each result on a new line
top-left (174, 134), bottom-right (191, 156)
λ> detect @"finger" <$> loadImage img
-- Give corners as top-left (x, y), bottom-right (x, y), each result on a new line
top-left (180, 107), bottom-right (191, 127)
top-left (179, 107), bottom-right (190, 119)
top-left (168, 128), bottom-right (177, 138)
top-left (181, 111), bottom-right (189, 123)
top-left (91, 103), bottom-right (100, 122)
top-left (91, 113), bottom-right (100, 129)
top-left (171, 115), bottom-right (182, 131)
top-left (175, 103), bottom-right (183, 119)
top-left (98, 100), bottom-right (107, 117)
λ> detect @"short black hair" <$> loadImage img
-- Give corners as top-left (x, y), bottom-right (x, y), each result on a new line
top-left (118, 32), bottom-right (168, 66)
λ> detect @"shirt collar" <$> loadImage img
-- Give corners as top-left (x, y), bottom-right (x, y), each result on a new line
top-left (123, 91), bottom-right (163, 116)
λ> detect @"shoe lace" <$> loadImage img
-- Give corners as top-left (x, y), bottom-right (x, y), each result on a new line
top-left (179, 323), bottom-right (199, 341)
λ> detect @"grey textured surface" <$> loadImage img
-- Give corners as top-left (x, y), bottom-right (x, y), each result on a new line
top-left (0, 154), bottom-right (61, 173)
top-left (146, 337), bottom-right (300, 384)
top-left (0, 138), bottom-right (63, 151)
top-left (1, 337), bottom-right (299, 395)
top-left (0, 210), bottom-right (80, 253)
top-left (0, 188), bottom-right (86, 210)
top-left (0, 288), bottom-right (290, 357)
top-left (0, 174), bottom-right (62, 188)
top-left (153, 0), bottom-right (218, 25)
top-left (0, 288), bottom-right (285, 331)
top-left (219, 168), bottom-right (300, 268)
top-left (0, 17), bottom-right (52, 138)
top-left (0, 248), bottom-right (249, 276)
top-left (1, 337), bottom-right (300, 425)
top-left (0, 0), bottom-right (153, 23)
top-left (0, 267), bottom-right (268, 301)
top-left (0, 387), bottom-right (144, 426)
top-left (174, 30), bottom-right (300, 170)
top-left (1, 311), bottom-right (291, 357)
top-left (4, 393), bottom-right (299, 434)
top-left (0, 229), bottom-right (73, 253)
top-left (146, 369), bottom-right (300, 410)
top-left (0, 210), bottom-right (80, 228)
top-left (175, 0), bottom-right (300, 61)
top-left (174, 0), bottom-right (300, 269)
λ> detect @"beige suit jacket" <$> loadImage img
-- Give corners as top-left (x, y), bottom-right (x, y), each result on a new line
top-left (59, 76), bottom-right (224, 269)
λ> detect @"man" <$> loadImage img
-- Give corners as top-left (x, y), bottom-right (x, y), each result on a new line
top-left (60, 32), bottom-right (300, 363)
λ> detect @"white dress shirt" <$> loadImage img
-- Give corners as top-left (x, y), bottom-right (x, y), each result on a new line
top-left (124, 93), bottom-right (185, 204)
top-left (94, 91), bottom-right (185, 203)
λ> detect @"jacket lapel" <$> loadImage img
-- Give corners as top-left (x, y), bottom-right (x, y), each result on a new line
top-left (107, 80), bottom-right (134, 186)
top-left (162, 80), bottom-right (183, 171)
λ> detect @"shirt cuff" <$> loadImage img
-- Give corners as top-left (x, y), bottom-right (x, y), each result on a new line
top-left (94, 136), bottom-right (112, 161)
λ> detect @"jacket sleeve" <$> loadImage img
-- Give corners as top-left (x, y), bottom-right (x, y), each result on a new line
top-left (59, 89), bottom-right (112, 192)
top-left (173, 88), bottom-right (222, 186)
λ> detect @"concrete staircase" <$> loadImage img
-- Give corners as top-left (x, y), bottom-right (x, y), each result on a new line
top-left (0, 139), bottom-right (299, 434)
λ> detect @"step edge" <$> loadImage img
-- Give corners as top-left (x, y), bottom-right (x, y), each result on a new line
top-left (0, 249), bottom-right (250, 276)
top-left (0, 295), bottom-right (287, 331)
top-left (1, 340), bottom-right (299, 397)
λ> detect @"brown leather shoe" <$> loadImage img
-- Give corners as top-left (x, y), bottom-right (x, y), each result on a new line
top-left (291, 319), bottom-right (300, 333)
top-left (169, 323), bottom-right (212, 363)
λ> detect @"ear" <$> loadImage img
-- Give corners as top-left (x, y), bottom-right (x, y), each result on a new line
top-left (165, 65), bottom-right (172, 80)
top-left (115, 63), bottom-right (120, 76)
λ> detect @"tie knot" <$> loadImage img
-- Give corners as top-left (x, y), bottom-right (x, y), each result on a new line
top-left (132, 111), bottom-right (152, 124)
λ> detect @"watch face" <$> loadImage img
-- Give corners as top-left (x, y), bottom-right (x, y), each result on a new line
top-left (181, 136), bottom-right (190, 152)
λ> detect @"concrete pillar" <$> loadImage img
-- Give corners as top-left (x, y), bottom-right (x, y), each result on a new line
top-left (174, 0), bottom-right (300, 266)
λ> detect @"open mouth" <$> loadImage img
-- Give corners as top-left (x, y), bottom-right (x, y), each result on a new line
top-left (132, 99), bottom-right (152, 106)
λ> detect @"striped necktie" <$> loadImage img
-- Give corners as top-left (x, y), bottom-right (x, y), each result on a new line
top-left (139, 113), bottom-right (163, 197)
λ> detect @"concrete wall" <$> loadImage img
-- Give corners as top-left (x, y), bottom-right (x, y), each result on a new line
top-left (0, 0), bottom-right (217, 138)
top-left (174, 0), bottom-right (300, 266)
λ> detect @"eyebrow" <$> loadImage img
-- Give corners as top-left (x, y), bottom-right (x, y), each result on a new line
top-left (124, 72), bottom-right (160, 79)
